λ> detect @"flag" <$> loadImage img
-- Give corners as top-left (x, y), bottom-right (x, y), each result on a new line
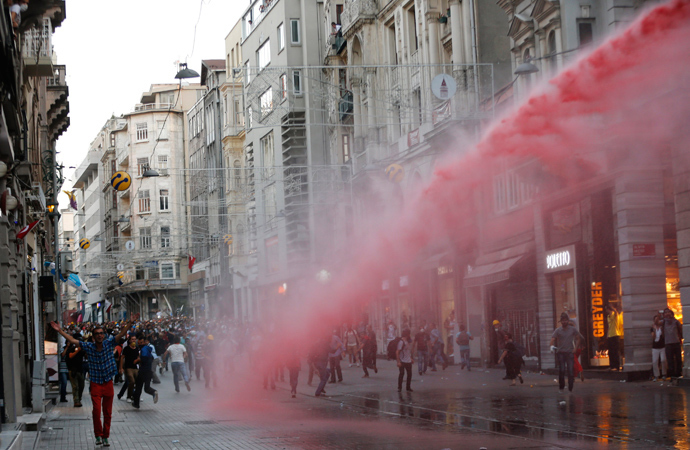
top-left (105, 299), bottom-right (112, 314)
top-left (63, 190), bottom-right (78, 210)
top-left (17, 220), bottom-right (40, 240)
top-left (67, 273), bottom-right (90, 294)
top-left (188, 255), bottom-right (196, 270)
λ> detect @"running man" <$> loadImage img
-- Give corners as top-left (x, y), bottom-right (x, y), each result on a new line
top-left (50, 321), bottom-right (133, 447)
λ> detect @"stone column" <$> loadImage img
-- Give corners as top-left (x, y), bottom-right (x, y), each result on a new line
top-left (0, 217), bottom-right (18, 422)
top-left (365, 69), bottom-right (377, 146)
top-left (426, 12), bottom-right (440, 68)
top-left (534, 203), bottom-right (555, 370)
top-left (352, 78), bottom-right (363, 140)
top-left (449, 0), bottom-right (464, 64)
top-left (614, 170), bottom-right (667, 372)
top-left (672, 141), bottom-right (690, 377)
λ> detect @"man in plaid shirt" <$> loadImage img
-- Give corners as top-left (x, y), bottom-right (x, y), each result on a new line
top-left (51, 321), bottom-right (132, 447)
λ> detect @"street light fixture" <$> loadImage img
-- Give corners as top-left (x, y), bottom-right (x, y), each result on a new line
top-left (175, 63), bottom-right (200, 80)
top-left (142, 165), bottom-right (159, 178)
top-left (117, 215), bottom-right (130, 223)
top-left (514, 61), bottom-right (539, 75)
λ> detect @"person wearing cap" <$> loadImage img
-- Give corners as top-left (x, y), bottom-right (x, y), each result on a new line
top-left (549, 312), bottom-right (584, 393)
top-left (492, 320), bottom-right (508, 378)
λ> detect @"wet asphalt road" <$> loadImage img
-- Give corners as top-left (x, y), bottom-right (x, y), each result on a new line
top-left (37, 361), bottom-right (690, 449)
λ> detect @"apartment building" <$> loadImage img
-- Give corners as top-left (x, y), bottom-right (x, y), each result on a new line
top-left (457, 0), bottom-right (686, 374)
top-left (186, 60), bottom-right (229, 319)
top-left (221, 21), bottom-right (253, 321)
top-left (108, 84), bottom-right (204, 320)
top-left (0, 0), bottom-right (69, 422)
top-left (238, 0), bottom-right (350, 320)
top-left (320, 0), bottom-right (512, 352)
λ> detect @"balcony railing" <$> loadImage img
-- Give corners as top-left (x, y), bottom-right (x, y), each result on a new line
top-left (134, 103), bottom-right (174, 112)
top-left (339, 90), bottom-right (354, 123)
top-left (341, 0), bottom-right (379, 33)
top-left (22, 18), bottom-right (53, 77)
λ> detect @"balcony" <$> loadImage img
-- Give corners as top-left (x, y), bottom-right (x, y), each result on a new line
top-left (22, 18), bottom-right (53, 77)
top-left (134, 103), bottom-right (174, 112)
top-left (47, 65), bottom-right (69, 141)
top-left (341, 0), bottom-right (379, 34)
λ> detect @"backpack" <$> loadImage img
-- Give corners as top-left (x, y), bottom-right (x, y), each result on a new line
top-left (512, 342), bottom-right (526, 358)
top-left (387, 337), bottom-right (402, 360)
top-left (456, 331), bottom-right (470, 346)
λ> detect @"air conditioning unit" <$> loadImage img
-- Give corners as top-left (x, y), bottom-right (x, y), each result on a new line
top-left (159, 169), bottom-right (168, 176)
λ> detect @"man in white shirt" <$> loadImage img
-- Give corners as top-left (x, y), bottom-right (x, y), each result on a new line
top-left (163, 336), bottom-right (191, 393)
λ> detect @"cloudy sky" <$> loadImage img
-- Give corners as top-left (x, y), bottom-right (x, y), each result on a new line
top-left (52, 0), bottom-right (246, 199)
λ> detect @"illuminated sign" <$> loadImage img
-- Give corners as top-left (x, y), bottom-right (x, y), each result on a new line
top-left (544, 245), bottom-right (576, 273)
top-left (591, 282), bottom-right (604, 338)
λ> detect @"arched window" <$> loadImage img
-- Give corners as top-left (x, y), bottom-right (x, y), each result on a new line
top-left (523, 49), bottom-right (533, 91)
top-left (548, 31), bottom-right (557, 74)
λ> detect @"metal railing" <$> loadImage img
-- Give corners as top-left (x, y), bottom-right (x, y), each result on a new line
top-left (22, 18), bottom-right (52, 60)
top-left (134, 103), bottom-right (174, 112)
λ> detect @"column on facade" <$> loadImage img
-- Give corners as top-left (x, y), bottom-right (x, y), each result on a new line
top-left (534, 203), bottom-right (556, 369)
top-left (352, 78), bottom-right (363, 141)
top-left (615, 170), bottom-right (667, 371)
top-left (426, 12), bottom-right (440, 68)
top-left (461, 0), bottom-right (473, 68)
top-left (554, 25), bottom-right (564, 73)
top-left (365, 69), bottom-right (377, 149)
top-left (0, 218), bottom-right (19, 421)
top-left (673, 142), bottom-right (690, 377)
top-left (449, 0), bottom-right (464, 65)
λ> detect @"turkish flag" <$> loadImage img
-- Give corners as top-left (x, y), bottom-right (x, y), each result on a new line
top-left (17, 220), bottom-right (40, 240)
top-left (188, 255), bottom-right (196, 271)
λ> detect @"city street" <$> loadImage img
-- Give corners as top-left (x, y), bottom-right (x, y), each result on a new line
top-left (33, 361), bottom-right (689, 449)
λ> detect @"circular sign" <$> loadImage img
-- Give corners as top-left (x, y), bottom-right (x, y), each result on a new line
top-left (385, 163), bottom-right (404, 183)
top-left (125, 240), bottom-right (135, 251)
top-left (110, 171), bottom-right (132, 192)
top-left (117, 264), bottom-right (124, 271)
top-left (431, 74), bottom-right (457, 100)
top-left (223, 234), bottom-right (233, 245)
top-left (79, 238), bottom-right (91, 250)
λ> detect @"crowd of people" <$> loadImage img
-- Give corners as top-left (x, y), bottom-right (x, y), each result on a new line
top-left (47, 305), bottom-right (683, 447)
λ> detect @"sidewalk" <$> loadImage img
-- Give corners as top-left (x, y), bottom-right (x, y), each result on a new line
top-left (31, 360), bottom-right (687, 449)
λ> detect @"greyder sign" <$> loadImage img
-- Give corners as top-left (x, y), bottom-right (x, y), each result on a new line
top-left (544, 245), bottom-right (576, 273)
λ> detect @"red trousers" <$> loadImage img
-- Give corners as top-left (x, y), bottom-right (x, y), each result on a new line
top-left (90, 380), bottom-right (114, 438)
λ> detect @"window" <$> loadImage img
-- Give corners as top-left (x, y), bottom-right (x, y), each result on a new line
top-left (159, 189), bottom-right (169, 211)
top-left (342, 134), bottom-right (351, 163)
top-left (234, 160), bottom-right (242, 190)
top-left (277, 23), bottom-right (285, 51)
top-left (260, 87), bottom-right (273, 117)
top-left (247, 106), bottom-right (253, 129)
top-left (158, 155), bottom-right (168, 174)
top-left (161, 226), bottom-right (171, 248)
top-left (413, 88), bottom-right (422, 127)
top-left (578, 21), bottom-right (593, 46)
top-left (257, 39), bottom-right (271, 71)
top-left (110, 133), bottom-right (116, 147)
top-left (161, 263), bottom-right (174, 279)
top-left (136, 123), bottom-right (148, 141)
top-left (263, 184), bottom-right (277, 223)
top-left (138, 190), bottom-right (151, 213)
top-left (156, 120), bottom-right (168, 140)
top-left (290, 19), bottom-right (300, 44)
top-left (547, 31), bottom-right (558, 73)
top-left (160, 92), bottom-right (175, 105)
top-left (140, 227), bottom-right (152, 249)
top-left (245, 60), bottom-right (251, 84)
top-left (261, 132), bottom-right (274, 177)
top-left (137, 157), bottom-right (149, 176)
top-left (148, 265), bottom-right (159, 280)
top-left (507, 172), bottom-right (519, 209)
top-left (292, 70), bottom-right (302, 95)
top-left (279, 74), bottom-right (287, 100)
top-left (336, 5), bottom-right (343, 24)
top-left (493, 174), bottom-right (506, 213)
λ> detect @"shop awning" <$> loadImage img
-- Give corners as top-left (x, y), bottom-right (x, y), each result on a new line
top-left (464, 255), bottom-right (523, 287)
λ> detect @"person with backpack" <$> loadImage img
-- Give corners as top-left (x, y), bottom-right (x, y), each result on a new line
top-left (497, 332), bottom-right (524, 386)
top-left (396, 329), bottom-right (414, 392)
top-left (455, 324), bottom-right (473, 371)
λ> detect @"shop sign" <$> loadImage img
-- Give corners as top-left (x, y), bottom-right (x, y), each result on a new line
top-left (437, 265), bottom-right (453, 276)
top-left (544, 245), bottom-right (576, 273)
top-left (632, 243), bottom-right (655, 257)
top-left (591, 282), bottom-right (605, 338)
